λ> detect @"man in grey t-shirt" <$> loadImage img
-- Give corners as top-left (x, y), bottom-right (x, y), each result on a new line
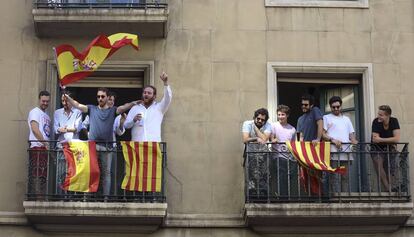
top-left (297, 94), bottom-right (323, 144)
top-left (64, 88), bottom-right (138, 198)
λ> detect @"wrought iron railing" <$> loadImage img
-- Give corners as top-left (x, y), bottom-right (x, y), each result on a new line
top-left (33, 0), bottom-right (167, 9)
top-left (26, 141), bottom-right (167, 203)
top-left (243, 142), bottom-right (410, 203)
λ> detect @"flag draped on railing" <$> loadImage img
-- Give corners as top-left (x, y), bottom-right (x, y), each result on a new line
top-left (286, 141), bottom-right (346, 194)
top-left (54, 33), bottom-right (139, 86)
top-left (62, 141), bottom-right (100, 192)
top-left (120, 141), bottom-right (163, 192)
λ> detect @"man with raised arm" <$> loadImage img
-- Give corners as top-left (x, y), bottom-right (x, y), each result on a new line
top-left (64, 88), bottom-right (138, 199)
top-left (124, 72), bottom-right (172, 142)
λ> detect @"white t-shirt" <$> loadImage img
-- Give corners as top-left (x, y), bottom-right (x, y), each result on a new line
top-left (124, 85), bottom-right (172, 142)
top-left (242, 120), bottom-right (272, 139)
top-left (323, 113), bottom-right (355, 160)
top-left (271, 122), bottom-right (296, 142)
top-left (28, 107), bottom-right (51, 148)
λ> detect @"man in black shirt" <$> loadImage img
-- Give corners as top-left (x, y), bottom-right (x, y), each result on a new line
top-left (371, 105), bottom-right (401, 191)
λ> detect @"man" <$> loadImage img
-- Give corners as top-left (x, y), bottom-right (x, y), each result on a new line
top-left (124, 72), bottom-right (172, 142)
top-left (322, 96), bottom-right (358, 193)
top-left (371, 105), bottom-right (401, 192)
top-left (64, 88), bottom-right (138, 198)
top-left (270, 105), bottom-right (297, 197)
top-left (297, 94), bottom-right (323, 144)
top-left (27, 90), bottom-right (51, 198)
top-left (296, 94), bottom-right (324, 195)
top-left (107, 91), bottom-right (127, 140)
top-left (53, 91), bottom-right (83, 195)
top-left (242, 108), bottom-right (271, 198)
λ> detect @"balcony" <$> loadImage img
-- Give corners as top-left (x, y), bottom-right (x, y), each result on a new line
top-left (23, 141), bottom-right (167, 233)
top-left (243, 142), bottom-right (412, 234)
top-left (32, 0), bottom-right (168, 38)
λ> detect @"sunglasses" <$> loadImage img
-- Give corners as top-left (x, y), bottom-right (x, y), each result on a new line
top-left (301, 103), bottom-right (310, 107)
top-left (97, 95), bottom-right (106, 99)
top-left (331, 105), bottom-right (341, 109)
top-left (256, 118), bottom-right (266, 122)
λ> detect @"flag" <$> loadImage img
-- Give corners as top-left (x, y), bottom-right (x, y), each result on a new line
top-left (121, 141), bottom-right (163, 192)
top-left (286, 141), bottom-right (346, 195)
top-left (62, 141), bottom-right (100, 192)
top-left (54, 33), bottom-right (139, 86)
top-left (286, 141), bottom-right (346, 174)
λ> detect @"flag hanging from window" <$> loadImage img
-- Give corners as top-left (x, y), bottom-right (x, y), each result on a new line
top-left (62, 141), bottom-right (100, 192)
top-left (286, 141), bottom-right (346, 174)
top-left (121, 141), bottom-right (163, 192)
top-left (54, 33), bottom-right (139, 86)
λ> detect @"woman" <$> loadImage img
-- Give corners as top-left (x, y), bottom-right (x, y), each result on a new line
top-left (371, 105), bottom-right (401, 191)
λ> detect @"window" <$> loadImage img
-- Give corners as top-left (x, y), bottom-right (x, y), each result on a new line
top-left (265, 0), bottom-right (369, 8)
top-left (267, 62), bottom-right (374, 141)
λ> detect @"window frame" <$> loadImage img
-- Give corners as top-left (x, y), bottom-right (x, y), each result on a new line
top-left (267, 62), bottom-right (374, 141)
top-left (265, 0), bottom-right (369, 9)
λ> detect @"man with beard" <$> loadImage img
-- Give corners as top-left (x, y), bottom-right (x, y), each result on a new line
top-left (297, 94), bottom-right (323, 145)
top-left (53, 90), bottom-right (82, 195)
top-left (28, 90), bottom-right (51, 198)
top-left (124, 72), bottom-right (172, 142)
top-left (64, 88), bottom-right (138, 199)
top-left (242, 108), bottom-right (271, 199)
top-left (322, 96), bottom-right (358, 194)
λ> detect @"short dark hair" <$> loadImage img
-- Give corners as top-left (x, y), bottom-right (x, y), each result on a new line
top-left (329, 96), bottom-right (342, 106)
top-left (61, 90), bottom-right (72, 97)
top-left (379, 105), bottom-right (392, 115)
top-left (97, 87), bottom-right (109, 95)
top-left (253, 108), bottom-right (269, 122)
top-left (38, 90), bottom-right (50, 99)
top-left (108, 91), bottom-right (117, 99)
top-left (301, 94), bottom-right (314, 105)
top-left (143, 85), bottom-right (157, 96)
top-left (277, 104), bottom-right (290, 116)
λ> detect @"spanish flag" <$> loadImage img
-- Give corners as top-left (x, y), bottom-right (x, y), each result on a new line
top-left (62, 141), bottom-right (100, 192)
top-left (121, 141), bottom-right (163, 192)
top-left (54, 33), bottom-right (139, 86)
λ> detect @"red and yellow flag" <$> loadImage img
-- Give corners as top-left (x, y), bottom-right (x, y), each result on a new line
top-left (121, 141), bottom-right (163, 192)
top-left (286, 141), bottom-right (346, 174)
top-left (54, 33), bottom-right (139, 86)
top-left (62, 141), bottom-right (100, 192)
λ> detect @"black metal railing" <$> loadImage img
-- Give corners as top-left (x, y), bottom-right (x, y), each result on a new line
top-left (243, 142), bottom-right (410, 203)
top-left (26, 141), bottom-right (167, 203)
top-left (33, 0), bottom-right (167, 9)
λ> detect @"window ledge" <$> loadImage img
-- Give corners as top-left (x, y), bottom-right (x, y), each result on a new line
top-left (265, 0), bottom-right (369, 8)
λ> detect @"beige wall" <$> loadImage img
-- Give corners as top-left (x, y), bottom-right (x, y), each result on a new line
top-left (0, 0), bottom-right (413, 235)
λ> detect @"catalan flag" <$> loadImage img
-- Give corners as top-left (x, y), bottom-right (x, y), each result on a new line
top-left (121, 141), bottom-right (163, 192)
top-left (286, 141), bottom-right (346, 174)
top-left (287, 141), bottom-right (346, 195)
top-left (54, 33), bottom-right (139, 86)
top-left (62, 141), bottom-right (100, 192)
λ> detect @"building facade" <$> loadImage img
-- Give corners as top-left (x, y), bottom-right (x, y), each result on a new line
top-left (0, 0), bottom-right (414, 236)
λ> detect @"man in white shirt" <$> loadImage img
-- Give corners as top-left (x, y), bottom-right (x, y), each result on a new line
top-left (53, 91), bottom-right (82, 195)
top-left (322, 96), bottom-right (358, 193)
top-left (124, 72), bottom-right (172, 142)
top-left (27, 90), bottom-right (51, 198)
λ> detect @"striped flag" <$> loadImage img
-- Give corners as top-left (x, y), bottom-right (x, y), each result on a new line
top-left (62, 141), bottom-right (100, 192)
top-left (286, 141), bottom-right (346, 174)
top-left (121, 141), bottom-right (163, 192)
top-left (54, 33), bottom-right (139, 86)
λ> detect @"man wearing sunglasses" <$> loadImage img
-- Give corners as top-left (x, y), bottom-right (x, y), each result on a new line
top-left (322, 96), bottom-right (358, 194)
top-left (242, 108), bottom-right (272, 198)
top-left (297, 94), bottom-right (323, 145)
top-left (64, 88), bottom-right (139, 199)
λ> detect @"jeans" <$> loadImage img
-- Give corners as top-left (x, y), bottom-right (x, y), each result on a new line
top-left (56, 150), bottom-right (67, 195)
top-left (96, 144), bottom-right (113, 196)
